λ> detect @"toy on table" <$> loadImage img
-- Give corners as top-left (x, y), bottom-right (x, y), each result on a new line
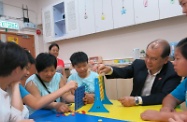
top-left (89, 75), bottom-right (112, 112)
top-left (75, 85), bottom-right (85, 111)
top-left (55, 86), bottom-right (85, 117)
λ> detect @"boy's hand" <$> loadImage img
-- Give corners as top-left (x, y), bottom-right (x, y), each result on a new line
top-left (83, 93), bottom-right (95, 104)
top-left (64, 81), bottom-right (78, 92)
top-left (55, 102), bottom-right (71, 113)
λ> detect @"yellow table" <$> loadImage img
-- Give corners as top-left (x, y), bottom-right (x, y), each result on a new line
top-left (71, 100), bottom-right (181, 122)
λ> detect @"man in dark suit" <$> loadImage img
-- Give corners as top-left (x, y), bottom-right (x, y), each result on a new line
top-left (98, 39), bottom-right (181, 106)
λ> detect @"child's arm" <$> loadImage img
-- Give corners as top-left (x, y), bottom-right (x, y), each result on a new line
top-left (25, 81), bottom-right (62, 110)
top-left (10, 82), bottom-right (29, 121)
top-left (18, 119), bottom-right (34, 122)
top-left (161, 94), bottom-right (181, 112)
top-left (141, 110), bottom-right (187, 122)
top-left (24, 80), bottom-right (77, 110)
top-left (11, 82), bottom-right (23, 111)
top-left (60, 78), bottom-right (75, 103)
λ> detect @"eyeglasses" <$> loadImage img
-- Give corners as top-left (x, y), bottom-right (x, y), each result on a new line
top-left (145, 56), bottom-right (159, 62)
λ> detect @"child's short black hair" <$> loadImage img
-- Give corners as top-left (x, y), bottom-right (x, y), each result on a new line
top-left (176, 37), bottom-right (187, 60)
top-left (70, 51), bottom-right (88, 66)
top-left (35, 53), bottom-right (57, 72)
top-left (25, 50), bottom-right (35, 64)
top-left (0, 42), bottom-right (28, 76)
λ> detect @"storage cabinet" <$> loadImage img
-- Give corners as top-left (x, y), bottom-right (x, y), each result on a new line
top-left (78, 0), bottom-right (95, 36)
top-left (117, 78), bottom-right (133, 98)
top-left (105, 78), bottom-right (118, 100)
top-left (42, 6), bottom-right (54, 43)
top-left (53, 2), bottom-right (66, 38)
top-left (104, 77), bottom-right (133, 100)
top-left (42, 0), bottom-right (183, 42)
top-left (134, 0), bottom-right (159, 24)
top-left (94, 0), bottom-right (113, 32)
top-left (159, 0), bottom-right (182, 19)
top-left (42, 0), bottom-right (79, 42)
top-left (112, 0), bottom-right (134, 29)
top-left (64, 0), bottom-right (79, 39)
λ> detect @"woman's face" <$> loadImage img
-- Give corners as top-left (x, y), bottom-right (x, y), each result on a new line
top-left (49, 46), bottom-right (59, 58)
top-left (173, 48), bottom-right (187, 77)
top-left (38, 65), bottom-right (56, 82)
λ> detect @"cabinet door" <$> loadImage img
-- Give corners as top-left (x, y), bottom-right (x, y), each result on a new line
top-left (159, 0), bottom-right (182, 19)
top-left (134, 0), bottom-right (159, 24)
top-left (64, 0), bottom-right (79, 39)
top-left (78, 0), bottom-right (95, 36)
top-left (42, 5), bottom-right (54, 43)
top-left (104, 78), bottom-right (118, 100)
top-left (53, 1), bottom-right (66, 40)
top-left (94, 0), bottom-right (114, 32)
top-left (117, 79), bottom-right (133, 98)
top-left (112, 0), bottom-right (135, 29)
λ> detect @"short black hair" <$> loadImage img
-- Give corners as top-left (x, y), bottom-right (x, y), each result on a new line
top-left (147, 39), bottom-right (170, 58)
top-left (35, 53), bottom-right (57, 72)
top-left (0, 42), bottom-right (28, 76)
top-left (49, 43), bottom-right (59, 51)
top-left (176, 37), bottom-right (187, 60)
top-left (70, 51), bottom-right (88, 66)
top-left (25, 50), bottom-right (35, 64)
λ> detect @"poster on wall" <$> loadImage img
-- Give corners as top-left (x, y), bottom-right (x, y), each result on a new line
top-left (7, 36), bottom-right (19, 44)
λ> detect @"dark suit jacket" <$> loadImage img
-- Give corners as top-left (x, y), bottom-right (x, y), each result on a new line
top-left (106, 59), bottom-right (181, 106)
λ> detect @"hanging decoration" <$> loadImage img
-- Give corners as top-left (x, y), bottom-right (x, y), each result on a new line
top-left (170, 0), bottom-right (175, 4)
top-left (143, 0), bottom-right (148, 7)
top-left (101, 0), bottom-right (105, 20)
top-left (84, 0), bottom-right (88, 19)
top-left (121, 0), bottom-right (126, 15)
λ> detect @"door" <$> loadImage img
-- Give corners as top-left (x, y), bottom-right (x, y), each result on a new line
top-left (0, 32), bottom-right (36, 85)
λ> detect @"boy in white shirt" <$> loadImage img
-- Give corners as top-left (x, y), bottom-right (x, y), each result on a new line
top-left (0, 42), bottom-right (33, 122)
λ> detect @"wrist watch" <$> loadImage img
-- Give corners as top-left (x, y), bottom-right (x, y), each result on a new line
top-left (134, 97), bottom-right (139, 105)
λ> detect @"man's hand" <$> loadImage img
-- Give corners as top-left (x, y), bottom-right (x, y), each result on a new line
top-left (97, 64), bottom-right (112, 75)
top-left (83, 93), bottom-right (95, 104)
top-left (118, 96), bottom-right (135, 107)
